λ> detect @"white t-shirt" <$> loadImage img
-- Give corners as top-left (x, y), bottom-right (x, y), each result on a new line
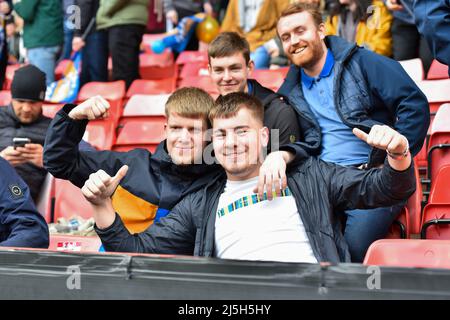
top-left (214, 177), bottom-right (317, 264)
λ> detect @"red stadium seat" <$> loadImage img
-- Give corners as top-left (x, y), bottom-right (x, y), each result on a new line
top-left (48, 234), bottom-right (102, 252)
top-left (364, 239), bottom-right (450, 269)
top-left (0, 90), bottom-right (11, 106)
top-left (417, 79), bottom-right (450, 114)
top-left (42, 103), bottom-right (64, 118)
top-left (385, 207), bottom-right (409, 239)
top-left (35, 173), bottom-right (55, 223)
top-left (415, 143), bottom-right (428, 170)
top-left (178, 62), bottom-right (209, 79)
top-left (4, 64), bottom-right (23, 90)
top-left (123, 94), bottom-right (169, 117)
top-left (421, 204), bottom-right (450, 239)
top-left (84, 118), bottom-right (116, 150)
top-left (427, 104), bottom-right (450, 187)
top-left (177, 76), bottom-right (219, 95)
top-left (114, 117), bottom-right (166, 152)
top-left (428, 165), bottom-right (450, 204)
top-left (408, 162), bottom-right (423, 234)
top-left (78, 80), bottom-right (126, 101)
top-left (175, 50), bottom-right (208, 65)
top-left (78, 80), bottom-right (126, 124)
top-left (427, 59), bottom-right (449, 80)
top-left (126, 79), bottom-right (175, 97)
top-left (250, 68), bottom-right (289, 92)
top-left (53, 178), bottom-right (95, 222)
top-left (139, 52), bottom-right (177, 80)
top-left (399, 58), bottom-right (424, 82)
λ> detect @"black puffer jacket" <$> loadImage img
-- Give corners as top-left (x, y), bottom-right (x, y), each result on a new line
top-left (96, 154), bottom-right (415, 263)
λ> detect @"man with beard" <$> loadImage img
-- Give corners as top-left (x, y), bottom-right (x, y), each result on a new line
top-left (0, 65), bottom-right (52, 202)
top-left (80, 92), bottom-right (415, 263)
top-left (276, 2), bottom-right (429, 262)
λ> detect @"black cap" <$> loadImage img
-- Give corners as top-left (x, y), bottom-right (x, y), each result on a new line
top-left (11, 65), bottom-right (47, 102)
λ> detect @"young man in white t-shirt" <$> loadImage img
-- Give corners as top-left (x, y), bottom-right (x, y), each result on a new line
top-left (83, 92), bottom-right (415, 264)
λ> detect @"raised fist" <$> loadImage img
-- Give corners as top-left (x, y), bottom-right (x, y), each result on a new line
top-left (68, 95), bottom-right (110, 120)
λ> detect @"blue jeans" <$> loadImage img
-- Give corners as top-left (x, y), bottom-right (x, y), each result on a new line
top-left (80, 30), bottom-right (109, 87)
top-left (60, 20), bottom-right (74, 61)
top-left (343, 204), bottom-right (403, 262)
top-left (250, 46), bottom-right (271, 69)
top-left (27, 46), bottom-right (61, 85)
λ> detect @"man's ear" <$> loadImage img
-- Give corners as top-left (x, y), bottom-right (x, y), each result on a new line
top-left (208, 63), bottom-right (212, 75)
top-left (260, 126), bottom-right (270, 147)
top-left (318, 23), bottom-right (326, 40)
top-left (247, 60), bottom-right (255, 76)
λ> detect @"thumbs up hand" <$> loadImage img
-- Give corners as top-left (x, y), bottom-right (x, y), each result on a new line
top-left (353, 125), bottom-right (409, 156)
top-left (353, 125), bottom-right (411, 171)
top-left (82, 165), bottom-right (128, 206)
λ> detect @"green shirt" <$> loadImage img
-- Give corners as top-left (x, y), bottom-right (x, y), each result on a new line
top-left (96, 0), bottom-right (150, 30)
top-left (14, 0), bottom-right (63, 49)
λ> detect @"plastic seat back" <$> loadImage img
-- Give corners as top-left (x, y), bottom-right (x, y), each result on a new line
top-left (364, 239), bottom-right (450, 269)
top-left (427, 59), bottom-right (449, 80)
top-left (53, 179), bottom-right (95, 222)
top-left (123, 94), bottom-right (168, 117)
top-left (421, 204), bottom-right (450, 239)
top-left (126, 79), bottom-right (175, 97)
top-left (399, 58), bottom-right (424, 82)
top-left (0, 90), bottom-right (11, 106)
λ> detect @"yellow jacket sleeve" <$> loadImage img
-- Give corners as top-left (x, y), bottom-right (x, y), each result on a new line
top-left (364, 1), bottom-right (393, 56)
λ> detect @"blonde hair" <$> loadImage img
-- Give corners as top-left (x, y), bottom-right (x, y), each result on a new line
top-left (165, 87), bottom-right (215, 121)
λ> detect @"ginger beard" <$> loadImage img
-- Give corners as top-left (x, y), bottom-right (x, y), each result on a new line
top-left (278, 11), bottom-right (327, 71)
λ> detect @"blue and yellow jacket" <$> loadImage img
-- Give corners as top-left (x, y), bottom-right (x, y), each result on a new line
top-left (43, 104), bottom-right (223, 234)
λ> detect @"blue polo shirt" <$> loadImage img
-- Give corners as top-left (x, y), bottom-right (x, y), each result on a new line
top-left (301, 50), bottom-right (370, 166)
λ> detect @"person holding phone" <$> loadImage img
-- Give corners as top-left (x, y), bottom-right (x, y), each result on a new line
top-left (0, 65), bottom-right (52, 201)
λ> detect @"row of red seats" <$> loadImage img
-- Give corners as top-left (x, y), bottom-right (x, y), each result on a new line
top-left (386, 104), bottom-right (450, 241)
top-left (399, 58), bottom-right (449, 82)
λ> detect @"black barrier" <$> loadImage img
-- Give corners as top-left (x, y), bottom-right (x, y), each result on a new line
top-left (1, 249), bottom-right (450, 300)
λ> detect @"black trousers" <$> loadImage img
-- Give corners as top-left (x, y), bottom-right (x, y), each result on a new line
top-left (391, 17), bottom-right (433, 73)
top-left (108, 24), bottom-right (145, 89)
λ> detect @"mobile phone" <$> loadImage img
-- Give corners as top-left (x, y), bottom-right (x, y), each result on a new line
top-left (13, 137), bottom-right (31, 149)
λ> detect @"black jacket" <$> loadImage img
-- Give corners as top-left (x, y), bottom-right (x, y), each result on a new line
top-left (0, 105), bottom-right (51, 200)
top-left (249, 79), bottom-right (301, 149)
top-left (73, 0), bottom-right (100, 37)
top-left (43, 104), bottom-right (223, 233)
top-left (96, 155), bottom-right (415, 263)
